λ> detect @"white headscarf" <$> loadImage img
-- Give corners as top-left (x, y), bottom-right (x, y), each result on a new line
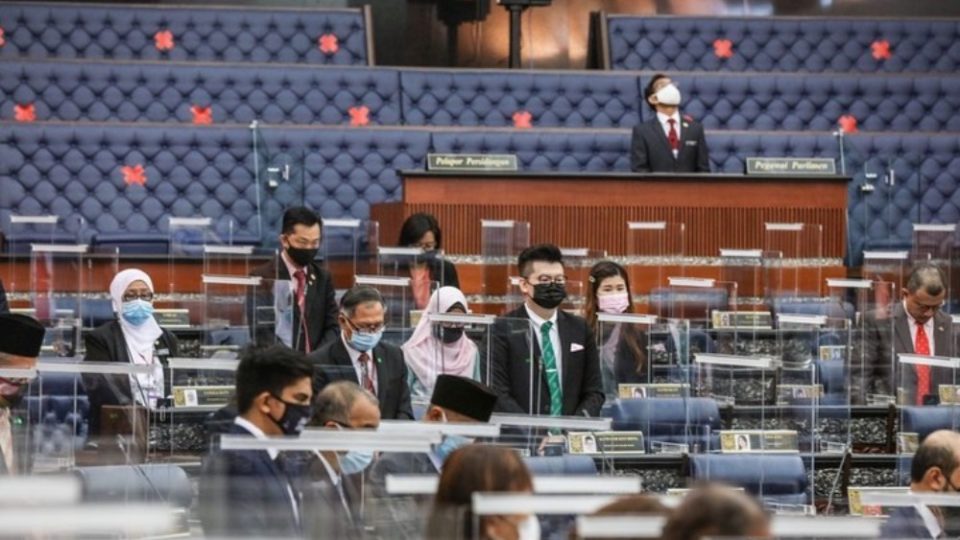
top-left (109, 268), bottom-right (163, 360)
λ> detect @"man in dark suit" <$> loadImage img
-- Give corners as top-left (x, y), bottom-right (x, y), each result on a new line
top-left (630, 73), bottom-right (710, 173)
top-left (252, 206), bottom-right (339, 353)
top-left (491, 244), bottom-right (604, 417)
top-left (302, 380), bottom-right (382, 540)
top-left (864, 264), bottom-right (954, 405)
top-left (311, 285), bottom-right (414, 420)
top-left (199, 345), bottom-right (314, 538)
top-left (0, 279), bottom-right (9, 314)
top-left (880, 429), bottom-right (960, 538)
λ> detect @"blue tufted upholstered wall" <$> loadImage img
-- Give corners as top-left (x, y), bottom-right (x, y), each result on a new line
top-left (0, 2), bottom-right (371, 65)
top-left (0, 122), bottom-right (430, 248)
top-left (606, 15), bottom-right (960, 73)
top-left (647, 72), bottom-right (960, 132)
top-left (399, 69), bottom-right (642, 129)
top-left (0, 60), bottom-right (401, 126)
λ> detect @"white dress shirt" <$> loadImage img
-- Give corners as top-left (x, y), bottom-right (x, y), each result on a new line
top-left (656, 110), bottom-right (682, 158)
top-left (904, 301), bottom-right (936, 356)
top-left (910, 490), bottom-right (943, 539)
top-left (341, 333), bottom-right (378, 394)
top-left (525, 304), bottom-right (562, 383)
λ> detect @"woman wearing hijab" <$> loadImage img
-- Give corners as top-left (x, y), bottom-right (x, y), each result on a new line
top-left (402, 286), bottom-right (479, 400)
top-left (83, 268), bottom-right (178, 437)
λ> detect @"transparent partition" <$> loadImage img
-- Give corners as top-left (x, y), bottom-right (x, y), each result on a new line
top-left (376, 247), bottom-right (435, 313)
top-left (322, 218), bottom-right (379, 287)
top-left (596, 313), bottom-right (690, 402)
top-left (161, 357), bottom-right (238, 458)
top-left (895, 354), bottom-right (959, 486)
top-left (202, 244), bottom-right (254, 278)
top-left (3, 215), bottom-right (62, 298)
top-left (720, 249), bottom-right (764, 303)
top-left (480, 220), bottom-right (531, 298)
top-left (409, 312), bottom-right (496, 405)
top-left (202, 275), bottom-right (261, 358)
top-left (763, 223), bottom-right (824, 300)
top-left (626, 221), bottom-right (686, 305)
top-left (354, 274), bottom-right (426, 345)
top-left (653, 277), bottom-right (737, 329)
top-left (824, 278), bottom-right (897, 406)
top-left (487, 413), bottom-right (619, 472)
top-left (559, 248), bottom-right (608, 299)
top-left (1, 364), bottom-right (37, 475)
top-left (862, 250), bottom-right (910, 292)
top-left (29, 244), bottom-right (89, 357)
top-left (912, 223), bottom-right (957, 314)
top-left (167, 216), bottom-right (218, 256)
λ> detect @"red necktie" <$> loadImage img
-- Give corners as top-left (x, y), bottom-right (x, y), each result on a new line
top-left (667, 118), bottom-right (680, 152)
top-left (915, 322), bottom-right (931, 405)
top-left (293, 269), bottom-right (311, 353)
top-left (358, 352), bottom-right (376, 394)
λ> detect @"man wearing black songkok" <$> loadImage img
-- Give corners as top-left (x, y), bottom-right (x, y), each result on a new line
top-left (0, 314), bottom-right (45, 473)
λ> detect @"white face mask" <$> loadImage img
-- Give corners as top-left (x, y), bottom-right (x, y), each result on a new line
top-left (655, 83), bottom-right (681, 106)
top-left (516, 515), bottom-right (541, 540)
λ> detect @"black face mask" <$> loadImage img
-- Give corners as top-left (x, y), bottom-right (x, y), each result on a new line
top-left (269, 395), bottom-right (313, 436)
top-left (286, 246), bottom-right (318, 267)
top-left (434, 326), bottom-right (464, 344)
top-left (532, 283), bottom-right (567, 310)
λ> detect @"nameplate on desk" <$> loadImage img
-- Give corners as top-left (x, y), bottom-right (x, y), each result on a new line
top-left (618, 383), bottom-right (689, 399)
top-left (897, 432), bottom-right (919, 454)
top-left (939, 384), bottom-right (960, 404)
top-left (745, 157), bottom-right (837, 176)
top-left (720, 430), bottom-right (798, 453)
top-left (711, 310), bottom-right (772, 329)
top-left (776, 384), bottom-right (823, 404)
top-left (848, 487), bottom-right (908, 517)
top-left (818, 345), bottom-right (846, 362)
top-left (154, 309), bottom-right (190, 328)
top-left (567, 431), bottom-right (645, 456)
top-left (173, 385), bottom-right (233, 407)
top-left (427, 153), bottom-right (518, 172)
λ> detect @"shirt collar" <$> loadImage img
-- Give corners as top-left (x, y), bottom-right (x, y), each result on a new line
top-left (314, 451), bottom-right (340, 486)
top-left (340, 332), bottom-right (365, 364)
top-left (234, 416), bottom-right (279, 460)
top-left (903, 301), bottom-right (934, 330)
top-left (280, 249), bottom-right (303, 278)
top-left (657, 110), bottom-right (681, 126)
top-left (908, 491), bottom-right (943, 538)
top-left (524, 303), bottom-right (558, 329)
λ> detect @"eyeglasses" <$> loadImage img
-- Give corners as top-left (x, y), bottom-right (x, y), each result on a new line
top-left (527, 275), bottom-right (567, 285)
top-left (122, 291), bottom-right (154, 302)
top-left (343, 316), bottom-right (385, 334)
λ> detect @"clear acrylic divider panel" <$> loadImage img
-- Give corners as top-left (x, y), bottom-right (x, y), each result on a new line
top-left (559, 247), bottom-right (608, 297)
top-left (202, 244), bottom-right (254, 278)
top-left (720, 249), bottom-right (765, 306)
top-left (480, 220), bottom-right (531, 299)
top-left (626, 221), bottom-right (687, 312)
top-left (862, 250), bottom-right (910, 292)
top-left (763, 223), bottom-right (824, 300)
top-left (912, 223), bottom-right (957, 315)
top-left (202, 274), bottom-right (262, 358)
top-left (896, 354), bottom-right (959, 486)
top-left (354, 274), bottom-right (427, 346)
top-left (29, 244), bottom-right (89, 358)
top-left (4, 215), bottom-right (62, 296)
top-left (322, 219), bottom-right (380, 289)
top-left (162, 357), bottom-right (238, 459)
top-left (654, 277), bottom-right (737, 334)
top-left (415, 312), bottom-right (496, 405)
top-left (167, 216), bottom-right (216, 257)
top-left (248, 250), bottom-right (295, 350)
top-left (76, 248), bottom-right (119, 337)
top-left (3, 364), bottom-right (38, 475)
top-left (824, 279), bottom-right (897, 406)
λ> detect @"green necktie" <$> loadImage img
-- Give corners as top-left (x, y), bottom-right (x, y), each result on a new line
top-left (540, 321), bottom-right (563, 416)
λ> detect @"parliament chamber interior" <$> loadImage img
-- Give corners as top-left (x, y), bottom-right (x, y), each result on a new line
top-left (1, 0), bottom-right (960, 538)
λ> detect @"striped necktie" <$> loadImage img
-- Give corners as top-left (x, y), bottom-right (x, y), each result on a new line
top-left (540, 321), bottom-right (563, 416)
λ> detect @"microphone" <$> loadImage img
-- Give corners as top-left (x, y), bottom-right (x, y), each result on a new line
top-left (832, 127), bottom-right (847, 176)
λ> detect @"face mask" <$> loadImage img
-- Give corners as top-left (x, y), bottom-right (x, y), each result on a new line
top-left (338, 449), bottom-right (374, 475)
top-left (597, 292), bottom-right (629, 314)
top-left (434, 326), bottom-right (464, 344)
top-left (269, 395), bottom-right (313, 436)
top-left (348, 328), bottom-right (383, 352)
top-left (516, 515), bottom-right (541, 540)
top-left (655, 83), bottom-right (681, 106)
top-left (531, 283), bottom-right (567, 310)
top-left (434, 434), bottom-right (472, 463)
top-left (121, 299), bottom-right (155, 326)
top-left (286, 246), bottom-right (318, 267)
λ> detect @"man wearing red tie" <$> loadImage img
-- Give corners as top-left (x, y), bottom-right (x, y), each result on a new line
top-left (630, 73), bottom-right (711, 173)
top-left (867, 264), bottom-right (954, 405)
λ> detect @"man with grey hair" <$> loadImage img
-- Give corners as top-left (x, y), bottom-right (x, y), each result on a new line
top-left (300, 380), bottom-right (381, 540)
top-left (310, 285), bottom-right (413, 420)
top-left (865, 263), bottom-right (954, 405)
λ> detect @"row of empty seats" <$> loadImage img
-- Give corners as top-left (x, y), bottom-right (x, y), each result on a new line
top-left (0, 2), bottom-right (372, 65)
top-left (2, 121), bottom-right (958, 260)
top-left (5, 60), bottom-right (960, 131)
top-left (600, 14), bottom-right (960, 73)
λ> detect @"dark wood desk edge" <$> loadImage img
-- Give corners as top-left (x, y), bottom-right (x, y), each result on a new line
top-left (399, 170), bottom-right (852, 183)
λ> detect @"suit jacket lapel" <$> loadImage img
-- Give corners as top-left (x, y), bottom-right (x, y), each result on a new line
top-left (329, 339), bottom-right (360, 384)
top-left (933, 312), bottom-right (951, 357)
top-left (646, 118), bottom-right (675, 161)
top-left (372, 344), bottom-right (388, 404)
top-left (894, 303), bottom-right (914, 355)
top-left (557, 312), bottom-right (575, 408)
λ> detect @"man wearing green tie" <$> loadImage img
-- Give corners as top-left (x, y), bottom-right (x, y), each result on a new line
top-left (490, 244), bottom-right (604, 417)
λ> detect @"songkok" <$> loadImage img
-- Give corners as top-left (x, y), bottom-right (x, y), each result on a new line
top-left (430, 375), bottom-right (497, 422)
top-left (0, 314), bottom-right (45, 357)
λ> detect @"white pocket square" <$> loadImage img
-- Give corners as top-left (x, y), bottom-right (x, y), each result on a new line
top-left (570, 343), bottom-right (584, 352)
top-left (685, 140), bottom-right (698, 146)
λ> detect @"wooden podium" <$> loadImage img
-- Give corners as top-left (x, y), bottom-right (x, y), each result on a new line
top-left (370, 171), bottom-right (850, 257)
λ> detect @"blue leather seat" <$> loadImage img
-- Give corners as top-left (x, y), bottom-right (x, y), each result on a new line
top-left (75, 464), bottom-right (193, 508)
top-left (0, 60), bottom-right (401, 126)
top-left (27, 371), bottom-right (90, 454)
top-left (901, 406), bottom-right (960, 441)
top-left (606, 15), bottom-right (960, 73)
top-left (0, 3), bottom-right (371, 65)
top-left (606, 398), bottom-right (721, 453)
top-left (524, 455), bottom-right (597, 475)
top-left (400, 69), bottom-right (642, 129)
top-left (687, 454), bottom-right (809, 505)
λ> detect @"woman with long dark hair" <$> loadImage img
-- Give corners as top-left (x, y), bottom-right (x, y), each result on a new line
top-left (397, 213), bottom-right (460, 310)
top-left (583, 261), bottom-right (649, 399)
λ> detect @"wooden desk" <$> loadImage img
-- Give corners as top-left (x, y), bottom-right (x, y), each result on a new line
top-left (371, 171), bottom-right (850, 257)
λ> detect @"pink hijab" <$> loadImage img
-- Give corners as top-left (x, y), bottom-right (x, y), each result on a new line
top-left (402, 286), bottom-right (477, 391)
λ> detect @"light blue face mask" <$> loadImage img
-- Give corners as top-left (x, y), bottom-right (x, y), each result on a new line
top-left (338, 449), bottom-right (374, 475)
top-left (434, 434), bottom-right (472, 463)
top-left (348, 328), bottom-right (383, 352)
top-left (121, 299), bottom-right (155, 326)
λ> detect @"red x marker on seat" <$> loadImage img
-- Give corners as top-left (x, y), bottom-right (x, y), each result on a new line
top-left (348, 106), bottom-right (370, 126)
top-left (121, 165), bottom-right (147, 186)
top-left (155, 30), bottom-right (174, 51)
top-left (512, 110), bottom-right (533, 129)
top-left (318, 34), bottom-right (339, 54)
top-left (838, 115), bottom-right (858, 133)
top-left (871, 40), bottom-right (892, 60)
top-left (191, 105), bottom-right (212, 125)
top-left (14, 103), bottom-right (36, 122)
top-left (713, 39), bottom-right (734, 59)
